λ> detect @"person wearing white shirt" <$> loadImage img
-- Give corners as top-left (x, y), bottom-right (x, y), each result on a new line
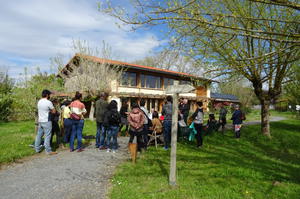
top-left (34, 89), bottom-right (57, 155)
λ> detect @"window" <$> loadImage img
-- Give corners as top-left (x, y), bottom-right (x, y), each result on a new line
top-left (121, 72), bottom-right (137, 87)
top-left (164, 78), bottom-right (174, 89)
top-left (141, 74), bottom-right (161, 89)
top-left (179, 80), bottom-right (192, 85)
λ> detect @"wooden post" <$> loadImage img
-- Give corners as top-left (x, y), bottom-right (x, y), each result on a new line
top-left (169, 81), bottom-right (179, 186)
top-left (165, 82), bottom-right (195, 186)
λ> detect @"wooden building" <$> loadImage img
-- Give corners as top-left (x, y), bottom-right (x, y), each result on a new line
top-left (59, 54), bottom-right (217, 112)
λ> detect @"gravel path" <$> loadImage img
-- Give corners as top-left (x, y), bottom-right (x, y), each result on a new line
top-left (242, 116), bottom-right (286, 125)
top-left (0, 137), bottom-right (129, 199)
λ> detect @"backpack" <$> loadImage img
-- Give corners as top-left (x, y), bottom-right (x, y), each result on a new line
top-left (109, 111), bottom-right (121, 125)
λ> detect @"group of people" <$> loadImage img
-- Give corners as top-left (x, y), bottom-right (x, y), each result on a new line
top-left (35, 90), bottom-right (87, 154)
top-left (34, 89), bottom-right (245, 155)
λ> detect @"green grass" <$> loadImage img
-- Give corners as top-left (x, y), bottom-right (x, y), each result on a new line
top-left (110, 119), bottom-right (300, 199)
top-left (0, 120), bottom-right (97, 164)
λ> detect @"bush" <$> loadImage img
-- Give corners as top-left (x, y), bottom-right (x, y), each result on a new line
top-left (0, 71), bottom-right (14, 121)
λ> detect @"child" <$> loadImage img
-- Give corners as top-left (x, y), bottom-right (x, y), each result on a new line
top-left (206, 114), bottom-right (218, 135)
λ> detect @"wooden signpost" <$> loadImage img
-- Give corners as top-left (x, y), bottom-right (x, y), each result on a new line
top-left (166, 81), bottom-right (195, 186)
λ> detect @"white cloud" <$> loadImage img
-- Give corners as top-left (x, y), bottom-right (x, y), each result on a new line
top-left (0, 0), bottom-right (161, 77)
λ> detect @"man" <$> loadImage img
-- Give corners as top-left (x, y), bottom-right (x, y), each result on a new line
top-left (219, 104), bottom-right (228, 134)
top-left (95, 92), bottom-right (109, 149)
top-left (179, 98), bottom-right (190, 124)
top-left (34, 89), bottom-right (57, 155)
top-left (162, 96), bottom-right (173, 150)
top-left (139, 99), bottom-right (150, 150)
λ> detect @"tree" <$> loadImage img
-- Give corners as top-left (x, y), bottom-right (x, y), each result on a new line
top-left (284, 64), bottom-right (300, 106)
top-left (134, 49), bottom-right (206, 76)
top-left (0, 70), bottom-right (14, 121)
top-left (218, 79), bottom-right (258, 111)
top-left (57, 40), bottom-right (124, 120)
top-left (100, 0), bottom-right (300, 137)
top-left (12, 68), bottom-right (64, 120)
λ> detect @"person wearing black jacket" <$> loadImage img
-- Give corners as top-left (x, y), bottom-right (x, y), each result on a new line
top-left (191, 101), bottom-right (204, 148)
top-left (103, 100), bottom-right (121, 153)
top-left (179, 98), bottom-right (190, 124)
top-left (231, 105), bottom-right (243, 138)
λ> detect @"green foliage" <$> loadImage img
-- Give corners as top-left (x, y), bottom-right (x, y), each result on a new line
top-left (219, 80), bottom-right (258, 109)
top-left (110, 119), bottom-right (300, 199)
top-left (0, 72), bottom-right (14, 121)
top-left (284, 64), bottom-right (300, 105)
top-left (11, 71), bottom-right (64, 121)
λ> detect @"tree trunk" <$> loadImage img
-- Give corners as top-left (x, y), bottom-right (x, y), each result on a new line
top-left (89, 101), bottom-right (95, 121)
top-left (261, 100), bottom-right (271, 137)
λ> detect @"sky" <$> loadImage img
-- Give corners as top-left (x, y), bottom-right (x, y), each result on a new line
top-left (0, 0), bottom-right (163, 79)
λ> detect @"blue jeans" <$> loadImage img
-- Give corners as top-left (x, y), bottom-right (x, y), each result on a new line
top-left (96, 122), bottom-right (106, 147)
top-left (70, 119), bottom-right (84, 150)
top-left (63, 118), bottom-right (73, 143)
top-left (163, 120), bottom-right (172, 149)
top-left (106, 126), bottom-right (119, 150)
top-left (35, 121), bottom-right (52, 153)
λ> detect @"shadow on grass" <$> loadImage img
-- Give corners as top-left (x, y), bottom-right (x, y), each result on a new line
top-left (176, 123), bottom-right (300, 185)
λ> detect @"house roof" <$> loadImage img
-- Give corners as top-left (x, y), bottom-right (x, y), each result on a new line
top-left (60, 54), bottom-right (217, 82)
top-left (211, 92), bottom-right (239, 102)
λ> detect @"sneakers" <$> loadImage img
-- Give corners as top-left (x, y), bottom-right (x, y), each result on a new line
top-left (112, 150), bottom-right (116, 153)
top-left (163, 147), bottom-right (169, 151)
top-left (77, 148), bottom-right (84, 153)
top-left (47, 151), bottom-right (58, 155)
top-left (106, 149), bottom-right (111, 152)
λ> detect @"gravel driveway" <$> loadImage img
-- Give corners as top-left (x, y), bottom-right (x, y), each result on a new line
top-left (0, 137), bottom-right (129, 199)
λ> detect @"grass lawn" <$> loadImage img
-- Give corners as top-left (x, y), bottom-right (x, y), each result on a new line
top-left (110, 119), bottom-right (300, 199)
top-left (0, 120), bottom-right (96, 165)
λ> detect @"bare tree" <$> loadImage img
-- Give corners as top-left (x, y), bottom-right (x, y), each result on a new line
top-left (134, 49), bottom-right (206, 76)
top-left (58, 40), bottom-right (123, 120)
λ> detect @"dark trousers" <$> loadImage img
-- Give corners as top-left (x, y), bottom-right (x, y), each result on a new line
top-left (163, 120), bottom-right (172, 149)
top-left (194, 123), bottom-right (203, 147)
top-left (128, 130), bottom-right (143, 151)
top-left (50, 121), bottom-right (61, 146)
top-left (143, 124), bottom-right (149, 149)
top-left (63, 118), bottom-right (72, 143)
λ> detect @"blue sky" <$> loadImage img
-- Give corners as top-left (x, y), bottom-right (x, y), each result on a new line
top-left (0, 0), bottom-right (165, 79)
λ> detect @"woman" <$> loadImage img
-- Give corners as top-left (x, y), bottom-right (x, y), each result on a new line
top-left (103, 100), bottom-right (121, 153)
top-left (62, 100), bottom-right (72, 144)
top-left (69, 92), bottom-right (87, 152)
top-left (150, 111), bottom-right (162, 134)
top-left (191, 101), bottom-right (204, 148)
top-left (231, 104), bottom-right (243, 138)
top-left (127, 103), bottom-right (145, 151)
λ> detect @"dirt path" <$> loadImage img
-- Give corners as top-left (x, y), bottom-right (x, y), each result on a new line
top-left (0, 137), bottom-right (129, 199)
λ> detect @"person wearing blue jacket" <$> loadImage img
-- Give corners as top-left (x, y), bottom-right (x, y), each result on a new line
top-left (231, 105), bottom-right (243, 138)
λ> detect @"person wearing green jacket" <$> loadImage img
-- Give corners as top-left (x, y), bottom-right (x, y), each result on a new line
top-left (95, 92), bottom-right (108, 149)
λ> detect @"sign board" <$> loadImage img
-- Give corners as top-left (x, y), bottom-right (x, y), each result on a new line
top-left (165, 84), bottom-right (195, 94)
